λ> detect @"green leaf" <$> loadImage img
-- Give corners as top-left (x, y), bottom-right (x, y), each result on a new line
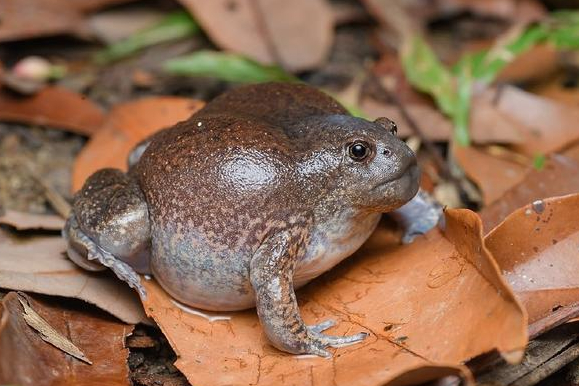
top-left (163, 51), bottom-right (297, 83)
top-left (401, 35), bottom-right (457, 117)
top-left (545, 11), bottom-right (579, 49)
top-left (96, 11), bottom-right (199, 64)
top-left (533, 153), bottom-right (546, 170)
top-left (453, 60), bottom-right (473, 146)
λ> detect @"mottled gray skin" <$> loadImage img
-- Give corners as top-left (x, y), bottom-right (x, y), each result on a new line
top-left (64, 82), bottom-right (421, 357)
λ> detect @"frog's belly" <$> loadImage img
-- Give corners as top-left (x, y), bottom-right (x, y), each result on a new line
top-left (294, 213), bottom-right (381, 288)
top-left (150, 213), bottom-right (381, 311)
top-left (150, 229), bottom-right (257, 311)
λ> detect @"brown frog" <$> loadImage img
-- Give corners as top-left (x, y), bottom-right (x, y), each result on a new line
top-left (64, 82), bottom-right (435, 357)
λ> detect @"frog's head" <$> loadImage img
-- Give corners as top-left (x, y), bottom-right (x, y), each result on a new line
top-left (299, 114), bottom-right (420, 213)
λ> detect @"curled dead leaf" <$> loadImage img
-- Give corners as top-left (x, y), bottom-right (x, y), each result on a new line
top-left (0, 0), bottom-right (136, 42)
top-left (140, 210), bottom-right (526, 386)
top-left (485, 193), bottom-right (579, 337)
top-left (0, 209), bottom-right (64, 231)
top-left (488, 86), bottom-right (579, 156)
top-left (72, 97), bottom-right (204, 192)
top-left (0, 229), bottom-right (147, 324)
top-left (480, 149), bottom-right (579, 232)
top-left (454, 144), bottom-right (529, 205)
top-left (177, 0), bottom-right (334, 71)
top-left (0, 86), bottom-right (105, 136)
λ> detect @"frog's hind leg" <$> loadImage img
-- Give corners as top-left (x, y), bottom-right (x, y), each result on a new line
top-left (64, 168), bottom-right (151, 298)
top-left (250, 229), bottom-right (368, 357)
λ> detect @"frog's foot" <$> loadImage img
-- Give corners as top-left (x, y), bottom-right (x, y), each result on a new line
top-left (293, 322), bottom-right (368, 357)
top-left (306, 323), bottom-right (369, 357)
top-left (64, 215), bottom-right (147, 299)
top-left (392, 189), bottom-right (443, 244)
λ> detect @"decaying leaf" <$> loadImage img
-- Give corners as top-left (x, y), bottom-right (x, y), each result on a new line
top-left (0, 209), bottom-right (64, 231)
top-left (454, 144), bottom-right (529, 205)
top-left (485, 194), bottom-right (579, 337)
top-left (0, 229), bottom-right (147, 324)
top-left (480, 149), bottom-right (579, 231)
top-left (0, 86), bottom-right (105, 136)
top-left (177, 0), bottom-right (334, 71)
top-left (72, 97), bottom-right (204, 192)
top-left (364, 0), bottom-right (545, 32)
top-left (0, 0), bottom-right (135, 42)
top-left (488, 86), bottom-right (579, 156)
top-left (0, 292), bottom-right (132, 386)
top-left (18, 294), bottom-right (92, 364)
top-left (140, 210), bottom-right (526, 386)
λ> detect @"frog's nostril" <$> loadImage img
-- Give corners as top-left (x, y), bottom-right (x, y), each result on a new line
top-left (383, 148), bottom-right (392, 157)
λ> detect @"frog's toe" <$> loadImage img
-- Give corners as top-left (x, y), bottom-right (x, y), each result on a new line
top-left (304, 343), bottom-right (332, 358)
top-left (308, 319), bottom-right (336, 334)
top-left (313, 331), bottom-right (369, 348)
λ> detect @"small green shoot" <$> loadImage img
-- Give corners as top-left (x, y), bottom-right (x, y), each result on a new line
top-left (96, 11), bottom-right (199, 64)
top-left (401, 11), bottom-right (579, 147)
top-left (163, 51), bottom-right (297, 83)
top-left (533, 153), bottom-right (546, 170)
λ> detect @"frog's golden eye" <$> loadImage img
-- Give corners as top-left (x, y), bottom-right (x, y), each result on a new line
top-left (348, 141), bottom-right (371, 161)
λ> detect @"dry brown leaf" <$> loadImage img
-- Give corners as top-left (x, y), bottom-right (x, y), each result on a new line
top-left (485, 193), bottom-right (579, 338)
top-left (0, 209), bottom-right (64, 231)
top-left (140, 210), bottom-right (526, 386)
top-left (178, 0), bottom-right (334, 71)
top-left (0, 229), bottom-right (147, 324)
top-left (0, 0), bottom-right (136, 42)
top-left (0, 86), bottom-right (105, 136)
top-left (468, 96), bottom-right (525, 145)
top-left (489, 86), bottom-right (579, 156)
top-left (530, 73), bottom-right (579, 107)
top-left (72, 97), bottom-right (204, 192)
top-left (497, 44), bottom-right (559, 84)
top-left (454, 144), bottom-right (529, 205)
top-left (480, 149), bottom-right (579, 232)
top-left (18, 294), bottom-right (92, 364)
top-left (0, 292), bottom-right (132, 386)
top-left (360, 0), bottom-right (544, 38)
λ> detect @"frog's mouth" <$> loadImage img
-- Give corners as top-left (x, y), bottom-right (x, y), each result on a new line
top-left (372, 158), bottom-right (419, 191)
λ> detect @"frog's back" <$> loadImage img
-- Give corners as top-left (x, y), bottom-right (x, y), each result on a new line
top-left (135, 83), bottom-right (342, 309)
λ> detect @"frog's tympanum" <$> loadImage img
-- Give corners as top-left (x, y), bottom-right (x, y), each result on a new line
top-left (64, 82), bottom-right (431, 357)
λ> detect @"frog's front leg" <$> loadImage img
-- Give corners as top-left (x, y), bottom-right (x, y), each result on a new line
top-left (63, 168), bottom-right (151, 298)
top-left (250, 230), bottom-right (368, 357)
top-left (392, 189), bottom-right (443, 244)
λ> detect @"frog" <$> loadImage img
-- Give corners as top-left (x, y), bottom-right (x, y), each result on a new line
top-left (64, 82), bottom-right (439, 357)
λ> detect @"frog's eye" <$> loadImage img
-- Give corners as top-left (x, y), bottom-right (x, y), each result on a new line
top-left (347, 141), bottom-right (371, 161)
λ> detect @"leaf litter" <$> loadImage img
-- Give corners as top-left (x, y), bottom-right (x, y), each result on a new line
top-left (141, 210), bottom-right (526, 386)
top-left (1, 0), bottom-right (579, 385)
top-left (18, 293), bottom-right (93, 364)
top-left (0, 292), bottom-right (133, 386)
top-left (485, 193), bottom-right (579, 338)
